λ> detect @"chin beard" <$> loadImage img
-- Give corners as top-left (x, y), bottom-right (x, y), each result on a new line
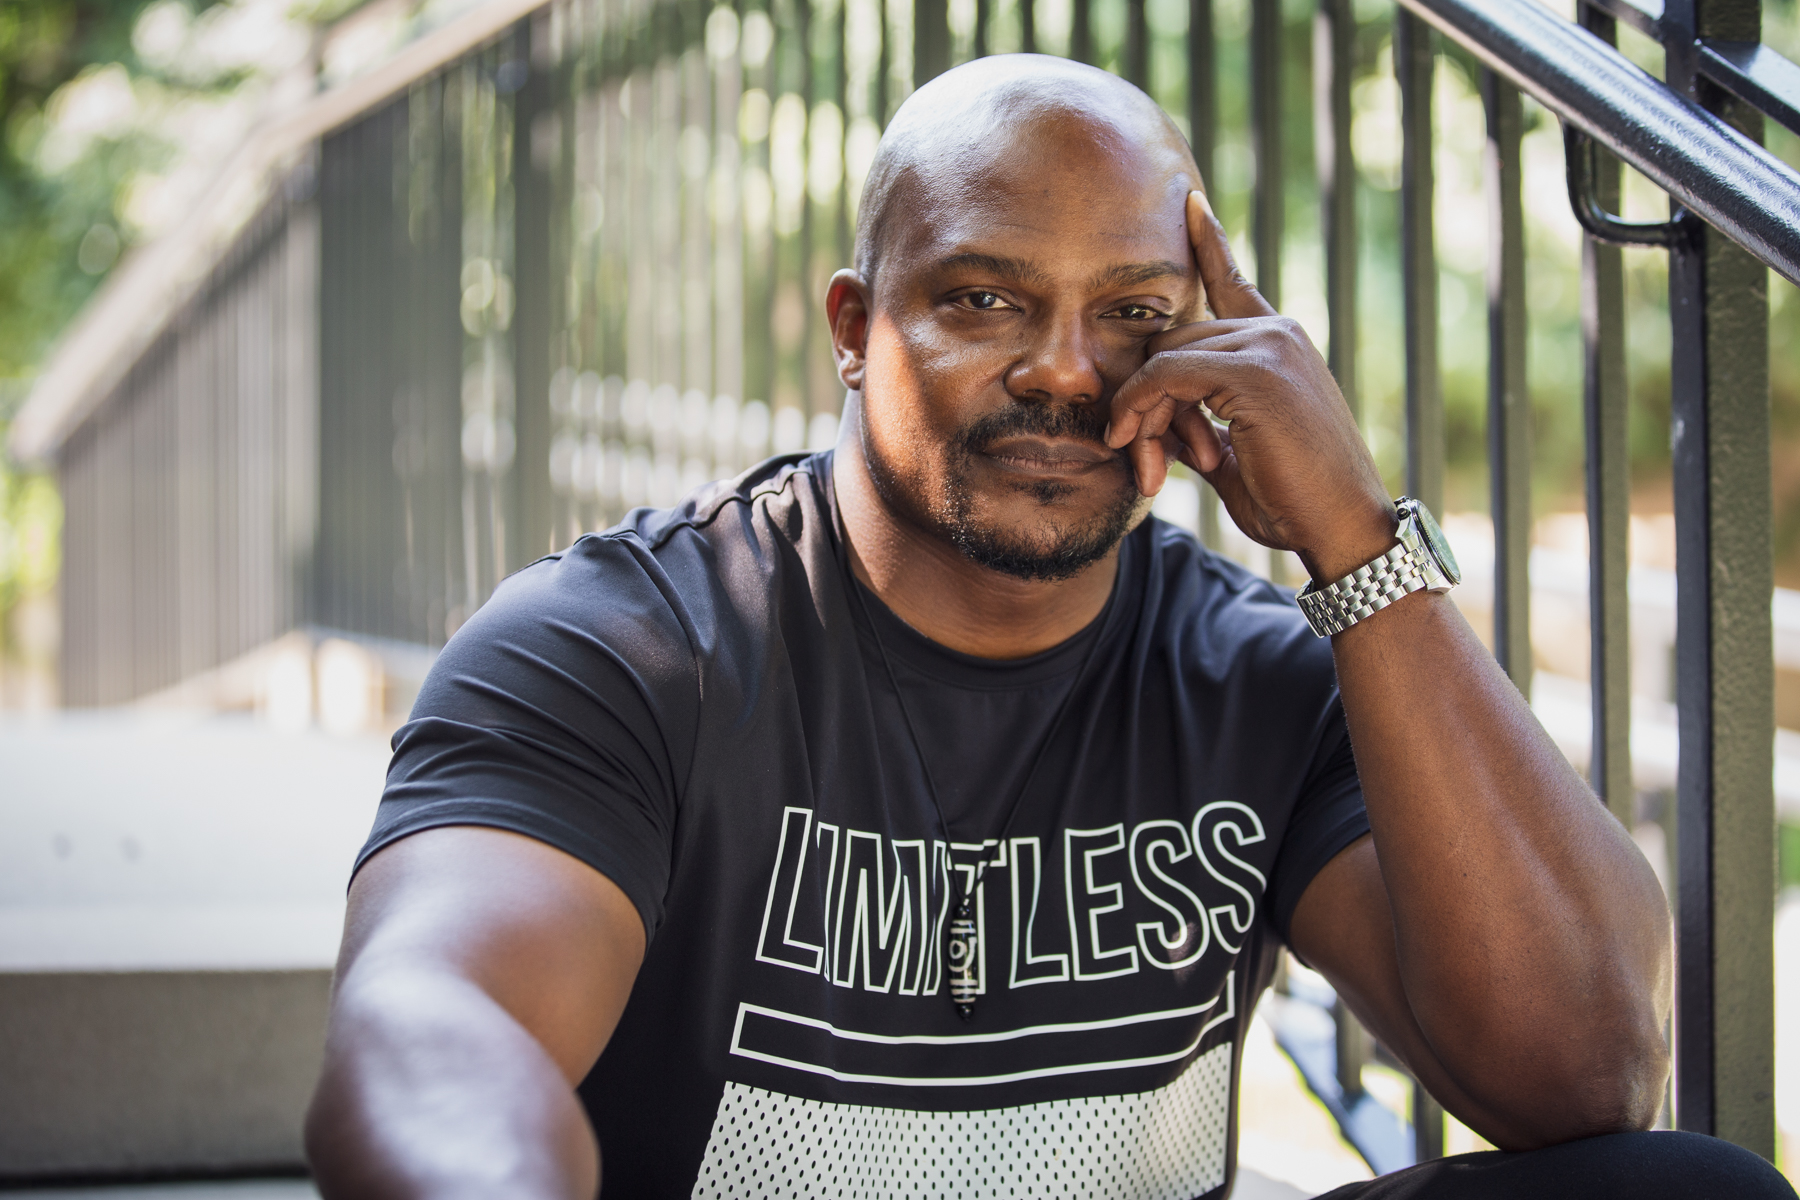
top-left (866, 401), bottom-right (1150, 583)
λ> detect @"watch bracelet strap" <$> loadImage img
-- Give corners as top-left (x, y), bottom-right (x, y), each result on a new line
top-left (1296, 541), bottom-right (1430, 637)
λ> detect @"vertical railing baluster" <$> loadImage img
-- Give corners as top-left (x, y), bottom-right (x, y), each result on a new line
top-left (1663, 0), bottom-right (1776, 1158)
top-left (816, 0), bottom-right (849, 424)
top-left (619, 38), bottom-right (644, 519)
top-left (440, 70), bottom-right (469, 633)
top-left (1333, 999), bottom-right (1368, 1102)
top-left (836, 0), bottom-right (851, 263)
top-left (877, 0), bottom-right (892, 120)
top-left (1484, 71), bottom-right (1530, 692)
top-left (916, 0), bottom-right (951, 82)
top-left (1396, 7), bottom-right (1444, 1160)
top-left (1021, 0), bottom-right (1036, 53)
top-left (1071, 0), bottom-right (1093, 64)
top-left (1248, 0), bottom-right (1290, 575)
top-left (712, 0), bottom-right (745, 475)
top-left (796, 0), bottom-right (818, 422)
top-left (514, 16), bottom-right (557, 563)
top-left (1187, 0), bottom-right (1213, 190)
top-left (1316, 0), bottom-right (1367, 1091)
top-left (1188, 0), bottom-right (1220, 551)
top-left (1314, 0), bottom-right (1354, 420)
top-left (602, 33), bottom-right (629, 529)
top-left (743, 3), bottom-right (776, 461)
top-left (1250, 0), bottom-right (1282, 306)
top-left (825, 0), bottom-right (848, 322)
top-left (551, 5), bottom-right (582, 549)
top-left (686, 16), bottom-right (717, 477)
top-left (1125, 0), bottom-right (1150, 88)
top-left (1577, 7), bottom-right (1634, 828)
top-left (1396, 8), bottom-right (1441, 519)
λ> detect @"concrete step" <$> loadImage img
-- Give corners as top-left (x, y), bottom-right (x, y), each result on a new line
top-left (0, 971), bottom-right (332, 1178)
top-left (0, 1180), bottom-right (318, 1199)
top-left (0, 712), bottom-right (386, 1181)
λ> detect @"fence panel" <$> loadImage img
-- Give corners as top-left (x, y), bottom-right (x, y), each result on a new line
top-left (43, 0), bottom-right (1800, 1163)
top-left (57, 200), bottom-right (315, 705)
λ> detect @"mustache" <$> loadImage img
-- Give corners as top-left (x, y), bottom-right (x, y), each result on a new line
top-left (954, 402), bottom-right (1116, 455)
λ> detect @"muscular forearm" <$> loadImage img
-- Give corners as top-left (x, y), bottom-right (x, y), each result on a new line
top-left (1108, 191), bottom-right (1669, 1146)
top-left (306, 967), bottom-right (599, 1200)
top-left (1330, 589), bottom-right (1672, 1144)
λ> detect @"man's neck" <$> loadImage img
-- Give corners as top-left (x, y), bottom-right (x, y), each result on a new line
top-left (833, 408), bottom-right (1120, 661)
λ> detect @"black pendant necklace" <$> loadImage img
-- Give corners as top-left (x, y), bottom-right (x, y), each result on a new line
top-left (946, 892), bottom-right (982, 1014)
top-left (847, 570), bottom-right (1105, 1021)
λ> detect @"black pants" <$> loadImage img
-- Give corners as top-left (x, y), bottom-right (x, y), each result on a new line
top-left (1313, 1131), bottom-right (1795, 1199)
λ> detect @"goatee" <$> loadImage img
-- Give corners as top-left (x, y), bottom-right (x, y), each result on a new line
top-left (870, 401), bottom-right (1149, 583)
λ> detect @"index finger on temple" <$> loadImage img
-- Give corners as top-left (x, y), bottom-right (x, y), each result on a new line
top-left (1187, 191), bottom-right (1277, 321)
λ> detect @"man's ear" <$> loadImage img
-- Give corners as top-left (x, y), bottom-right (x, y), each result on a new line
top-left (826, 269), bottom-right (872, 391)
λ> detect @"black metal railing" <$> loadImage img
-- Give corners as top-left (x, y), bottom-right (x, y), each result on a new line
top-left (51, 194), bottom-right (319, 706)
top-left (1390, 0), bottom-right (1787, 1156)
top-left (27, 0), bottom-right (1800, 1167)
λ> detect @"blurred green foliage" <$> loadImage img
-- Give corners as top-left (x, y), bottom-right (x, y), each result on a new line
top-left (1783, 820), bottom-right (1800, 889)
top-left (0, 470), bottom-right (60, 654)
top-left (0, 0), bottom-right (155, 653)
top-left (0, 0), bottom-right (162, 386)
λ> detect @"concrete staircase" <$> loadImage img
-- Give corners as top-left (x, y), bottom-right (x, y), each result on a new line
top-left (0, 713), bottom-right (388, 1180)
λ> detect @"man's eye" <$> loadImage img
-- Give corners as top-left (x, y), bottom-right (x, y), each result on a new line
top-left (1113, 304), bottom-right (1165, 321)
top-left (963, 291), bottom-right (1008, 310)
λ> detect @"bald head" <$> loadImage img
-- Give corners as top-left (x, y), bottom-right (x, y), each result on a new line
top-left (852, 55), bottom-right (1200, 289)
top-left (828, 56), bottom-right (1204, 584)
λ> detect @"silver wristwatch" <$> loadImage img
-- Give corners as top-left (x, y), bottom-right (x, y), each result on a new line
top-left (1295, 497), bottom-right (1461, 637)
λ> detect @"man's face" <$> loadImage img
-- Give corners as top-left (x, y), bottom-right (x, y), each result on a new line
top-left (855, 119), bottom-right (1202, 581)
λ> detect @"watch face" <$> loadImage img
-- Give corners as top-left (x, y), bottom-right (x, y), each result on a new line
top-left (1412, 502), bottom-right (1462, 586)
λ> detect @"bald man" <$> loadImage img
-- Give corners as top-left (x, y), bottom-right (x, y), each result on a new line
top-left (306, 56), bottom-right (1791, 1200)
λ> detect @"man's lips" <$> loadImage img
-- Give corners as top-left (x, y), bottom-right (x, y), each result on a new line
top-left (977, 436), bottom-right (1117, 476)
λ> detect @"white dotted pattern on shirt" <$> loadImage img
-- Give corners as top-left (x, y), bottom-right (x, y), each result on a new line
top-left (688, 1042), bottom-right (1233, 1199)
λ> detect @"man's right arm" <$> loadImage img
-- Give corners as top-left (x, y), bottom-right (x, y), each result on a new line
top-left (305, 826), bottom-right (646, 1200)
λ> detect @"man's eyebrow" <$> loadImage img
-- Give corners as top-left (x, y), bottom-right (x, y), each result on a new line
top-left (935, 252), bottom-right (1051, 288)
top-left (1088, 260), bottom-right (1190, 291)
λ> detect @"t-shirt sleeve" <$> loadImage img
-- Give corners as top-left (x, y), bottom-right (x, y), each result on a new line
top-left (354, 535), bottom-right (702, 941)
top-left (1264, 699), bottom-right (1369, 945)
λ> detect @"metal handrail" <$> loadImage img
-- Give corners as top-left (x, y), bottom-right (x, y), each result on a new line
top-left (1401, 0), bottom-right (1800, 284)
top-left (1564, 126), bottom-right (1683, 247)
top-left (16, 0), bottom-right (1789, 1165)
top-left (1699, 39), bottom-right (1800, 137)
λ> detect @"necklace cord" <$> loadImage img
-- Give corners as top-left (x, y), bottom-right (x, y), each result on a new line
top-left (839, 532), bottom-right (1111, 1017)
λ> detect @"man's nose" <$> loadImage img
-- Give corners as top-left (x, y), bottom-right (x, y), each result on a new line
top-left (1005, 311), bottom-right (1107, 406)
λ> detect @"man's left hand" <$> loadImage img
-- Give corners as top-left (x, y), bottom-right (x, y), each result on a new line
top-left (1106, 191), bottom-right (1395, 583)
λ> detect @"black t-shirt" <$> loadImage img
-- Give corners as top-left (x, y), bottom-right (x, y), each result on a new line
top-left (360, 451), bottom-right (1369, 1200)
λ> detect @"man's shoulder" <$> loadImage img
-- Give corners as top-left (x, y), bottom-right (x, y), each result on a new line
top-left (462, 452), bottom-right (833, 652)
top-left (415, 453), bottom-right (835, 724)
top-left (1140, 516), bottom-right (1330, 682)
top-left (611, 451), bottom-right (831, 555)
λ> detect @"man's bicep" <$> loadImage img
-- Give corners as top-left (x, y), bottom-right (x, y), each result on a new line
top-left (368, 543), bottom-right (700, 943)
top-left (1288, 835), bottom-right (1410, 1035)
top-left (1289, 835), bottom-right (1511, 1133)
top-left (1289, 839), bottom-right (1450, 1088)
top-left (340, 826), bottom-right (647, 1084)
